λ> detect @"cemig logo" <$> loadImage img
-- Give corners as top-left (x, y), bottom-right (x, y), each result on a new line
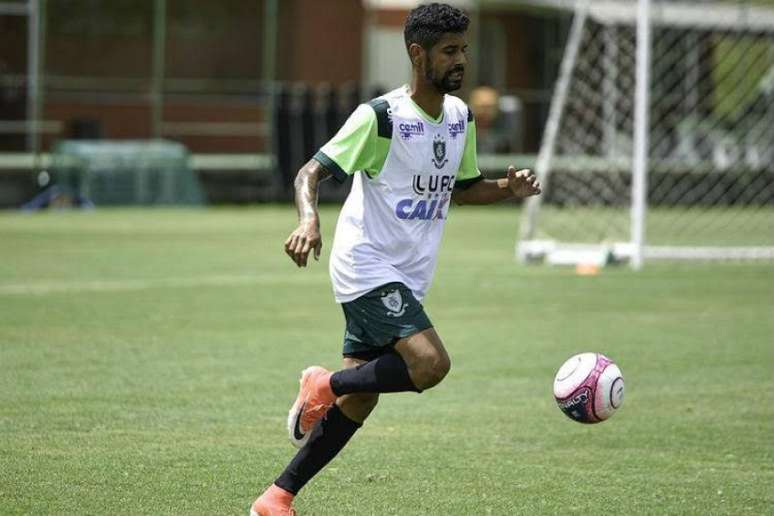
top-left (448, 119), bottom-right (465, 138)
top-left (398, 121), bottom-right (425, 140)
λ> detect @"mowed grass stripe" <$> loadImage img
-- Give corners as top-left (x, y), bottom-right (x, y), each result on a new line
top-left (0, 274), bottom-right (328, 296)
top-left (1, 206), bottom-right (772, 515)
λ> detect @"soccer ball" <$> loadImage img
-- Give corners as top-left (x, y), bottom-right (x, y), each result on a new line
top-left (553, 352), bottom-right (624, 424)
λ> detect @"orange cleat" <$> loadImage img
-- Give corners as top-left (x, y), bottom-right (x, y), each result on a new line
top-left (250, 484), bottom-right (296, 516)
top-left (287, 366), bottom-right (337, 448)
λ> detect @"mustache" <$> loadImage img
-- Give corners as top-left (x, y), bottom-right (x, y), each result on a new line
top-left (448, 66), bottom-right (465, 75)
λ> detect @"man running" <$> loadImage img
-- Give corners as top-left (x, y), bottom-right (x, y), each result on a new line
top-left (252, 4), bottom-right (541, 514)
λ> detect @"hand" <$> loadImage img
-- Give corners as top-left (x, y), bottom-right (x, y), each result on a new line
top-left (284, 219), bottom-right (322, 267)
top-left (507, 166), bottom-right (542, 198)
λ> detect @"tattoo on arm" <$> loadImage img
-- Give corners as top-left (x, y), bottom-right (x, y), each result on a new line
top-left (294, 159), bottom-right (332, 222)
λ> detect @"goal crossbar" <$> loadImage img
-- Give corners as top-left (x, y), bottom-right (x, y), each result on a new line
top-left (589, 1), bottom-right (774, 31)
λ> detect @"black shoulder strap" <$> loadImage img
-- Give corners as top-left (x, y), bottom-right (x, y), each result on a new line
top-left (367, 98), bottom-right (393, 139)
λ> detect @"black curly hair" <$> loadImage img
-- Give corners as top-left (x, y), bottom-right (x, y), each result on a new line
top-left (404, 3), bottom-right (470, 52)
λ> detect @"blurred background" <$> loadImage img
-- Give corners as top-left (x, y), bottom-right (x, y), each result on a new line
top-left (0, 0), bottom-right (772, 264)
top-left (0, 0), bottom-right (574, 206)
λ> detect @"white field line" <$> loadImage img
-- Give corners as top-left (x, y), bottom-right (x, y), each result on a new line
top-left (0, 274), bottom-right (327, 296)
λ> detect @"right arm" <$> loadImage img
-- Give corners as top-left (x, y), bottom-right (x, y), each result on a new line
top-left (283, 102), bottom-right (384, 267)
top-left (284, 159), bottom-right (331, 267)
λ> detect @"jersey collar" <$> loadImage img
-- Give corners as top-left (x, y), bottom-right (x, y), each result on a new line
top-left (405, 85), bottom-right (445, 125)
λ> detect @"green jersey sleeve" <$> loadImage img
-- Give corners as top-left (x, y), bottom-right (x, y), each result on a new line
top-left (313, 103), bottom-right (390, 183)
top-left (454, 110), bottom-right (484, 190)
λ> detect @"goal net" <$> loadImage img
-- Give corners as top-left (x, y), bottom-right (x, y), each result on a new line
top-left (518, 0), bottom-right (774, 267)
top-left (50, 140), bottom-right (203, 206)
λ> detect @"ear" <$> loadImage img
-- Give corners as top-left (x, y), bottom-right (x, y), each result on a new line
top-left (408, 43), bottom-right (425, 67)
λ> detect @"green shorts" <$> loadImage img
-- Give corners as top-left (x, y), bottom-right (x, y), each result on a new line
top-left (341, 282), bottom-right (433, 360)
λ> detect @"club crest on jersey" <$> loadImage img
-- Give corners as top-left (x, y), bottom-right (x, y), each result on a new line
top-left (432, 135), bottom-right (448, 169)
top-left (448, 119), bottom-right (465, 138)
top-left (381, 289), bottom-right (407, 317)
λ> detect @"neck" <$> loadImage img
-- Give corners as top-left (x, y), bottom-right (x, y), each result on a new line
top-left (409, 75), bottom-right (445, 120)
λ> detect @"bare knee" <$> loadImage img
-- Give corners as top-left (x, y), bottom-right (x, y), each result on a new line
top-left (395, 328), bottom-right (452, 392)
top-left (337, 393), bottom-right (379, 424)
top-left (413, 352), bottom-right (451, 391)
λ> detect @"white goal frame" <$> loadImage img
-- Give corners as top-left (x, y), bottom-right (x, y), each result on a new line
top-left (518, 0), bottom-right (774, 267)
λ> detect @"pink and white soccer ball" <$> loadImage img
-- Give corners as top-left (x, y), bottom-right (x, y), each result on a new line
top-left (553, 352), bottom-right (624, 424)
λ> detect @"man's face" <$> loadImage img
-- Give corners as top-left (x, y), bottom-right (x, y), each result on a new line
top-left (424, 32), bottom-right (468, 93)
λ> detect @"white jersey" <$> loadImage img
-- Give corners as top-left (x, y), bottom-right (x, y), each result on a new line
top-left (314, 86), bottom-right (482, 303)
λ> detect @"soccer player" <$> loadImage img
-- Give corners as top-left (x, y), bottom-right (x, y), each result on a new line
top-left (251, 3), bottom-right (541, 515)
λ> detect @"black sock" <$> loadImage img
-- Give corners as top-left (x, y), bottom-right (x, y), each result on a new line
top-left (274, 405), bottom-right (362, 495)
top-left (330, 351), bottom-right (420, 395)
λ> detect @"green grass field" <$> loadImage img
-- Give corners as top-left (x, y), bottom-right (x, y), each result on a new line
top-left (1, 206), bottom-right (773, 515)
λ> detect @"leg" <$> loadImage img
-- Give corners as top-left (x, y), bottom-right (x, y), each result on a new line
top-left (267, 359), bottom-right (373, 502)
top-left (394, 327), bottom-right (451, 391)
top-left (287, 281), bottom-right (434, 446)
top-left (330, 327), bottom-right (451, 395)
top-left (254, 283), bottom-right (431, 513)
top-left (336, 357), bottom-right (380, 423)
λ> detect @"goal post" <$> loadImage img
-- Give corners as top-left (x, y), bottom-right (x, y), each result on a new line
top-left (518, 0), bottom-right (774, 266)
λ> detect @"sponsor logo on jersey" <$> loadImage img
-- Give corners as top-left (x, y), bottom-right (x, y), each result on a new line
top-left (412, 174), bottom-right (454, 195)
top-left (395, 197), bottom-right (449, 221)
top-left (448, 119), bottom-right (465, 138)
top-left (432, 135), bottom-right (448, 169)
top-left (396, 173), bottom-right (454, 220)
top-left (398, 121), bottom-right (424, 140)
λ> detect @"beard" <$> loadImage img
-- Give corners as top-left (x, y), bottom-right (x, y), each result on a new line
top-left (426, 64), bottom-right (465, 93)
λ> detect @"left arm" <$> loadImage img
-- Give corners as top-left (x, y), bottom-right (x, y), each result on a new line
top-left (452, 109), bottom-right (541, 206)
top-left (452, 166), bottom-right (541, 205)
